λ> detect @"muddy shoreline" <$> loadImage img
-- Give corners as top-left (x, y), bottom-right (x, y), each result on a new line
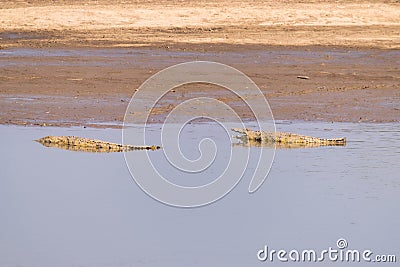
top-left (1, 45), bottom-right (399, 127)
top-left (0, 0), bottom-right (399, 127)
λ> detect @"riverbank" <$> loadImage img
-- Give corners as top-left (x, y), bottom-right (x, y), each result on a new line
top-left (0, 0), bottom-right (399, 127)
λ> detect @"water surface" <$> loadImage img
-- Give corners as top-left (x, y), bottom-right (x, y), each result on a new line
top-left (0, 122), bottom-right (399, 266)
top-left (1, 48), bottom-right (398, 67)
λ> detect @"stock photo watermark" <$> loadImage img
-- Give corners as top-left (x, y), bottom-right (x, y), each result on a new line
top-left (257, 238), bottom-right (397, 263)
top-left (123, 61), bottom-right (275, 207)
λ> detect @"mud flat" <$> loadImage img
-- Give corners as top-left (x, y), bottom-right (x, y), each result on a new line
top-left (0, 0), bottom-right (399, 127)
top-left (0, 47), bottom-right (399, 127)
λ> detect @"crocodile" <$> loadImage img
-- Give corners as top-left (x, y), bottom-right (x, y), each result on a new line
top-left (232, 128), bottom-right (346, 148)
top-left (36, 128), bottom-right (345, 152)
top-left (36, 136), bottom-right (160, 153)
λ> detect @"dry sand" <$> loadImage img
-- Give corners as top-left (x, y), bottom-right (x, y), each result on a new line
top-left (1, 0), bottom-right (400, 48)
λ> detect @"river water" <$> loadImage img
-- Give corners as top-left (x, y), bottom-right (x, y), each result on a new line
top-left (0, 121), bottom-right (399, 266)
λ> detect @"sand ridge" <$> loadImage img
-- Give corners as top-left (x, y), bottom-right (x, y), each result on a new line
top-left (1, 0), bottom-right (399, 48)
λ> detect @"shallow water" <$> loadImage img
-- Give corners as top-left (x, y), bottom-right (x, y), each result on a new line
top-left (1, 47), bottom-right (399, 68)
top-left (0, 122), bottom-right (399, 267)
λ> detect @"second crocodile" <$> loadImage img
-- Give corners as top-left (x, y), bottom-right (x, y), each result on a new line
top-left (232, 128), bottom-right (346, 148)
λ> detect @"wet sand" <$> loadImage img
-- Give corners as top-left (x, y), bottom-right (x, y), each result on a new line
top-left (0, 0), bottom-right (399, 127)
top-left (1, 46), bottom-right (399, 127)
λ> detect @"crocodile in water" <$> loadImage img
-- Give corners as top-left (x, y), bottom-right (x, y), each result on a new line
top-left (232, 128), bottom-right (346, 148)
top-left (36, 136), bottom-right (160, 153)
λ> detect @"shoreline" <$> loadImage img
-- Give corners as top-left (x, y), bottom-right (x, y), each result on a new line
top-left (1, 45), bottom-right (399, 128)
top-left (2, 119), bottom-right (399, 131)
top-left (1, 0), bottom-right (399, 128)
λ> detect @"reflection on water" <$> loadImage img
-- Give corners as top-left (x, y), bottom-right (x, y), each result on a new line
top-left (233, 128), bottom-right (347, 149)
top-left (0, 122), bottom-right (399, 267)
top-left (234, 138), bottom-right (345, 149)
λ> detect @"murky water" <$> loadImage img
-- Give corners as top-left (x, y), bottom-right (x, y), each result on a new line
top-left (0, 122), bottom-right (399, 267)
top-left (1, 48), bottom-right (399, 67)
